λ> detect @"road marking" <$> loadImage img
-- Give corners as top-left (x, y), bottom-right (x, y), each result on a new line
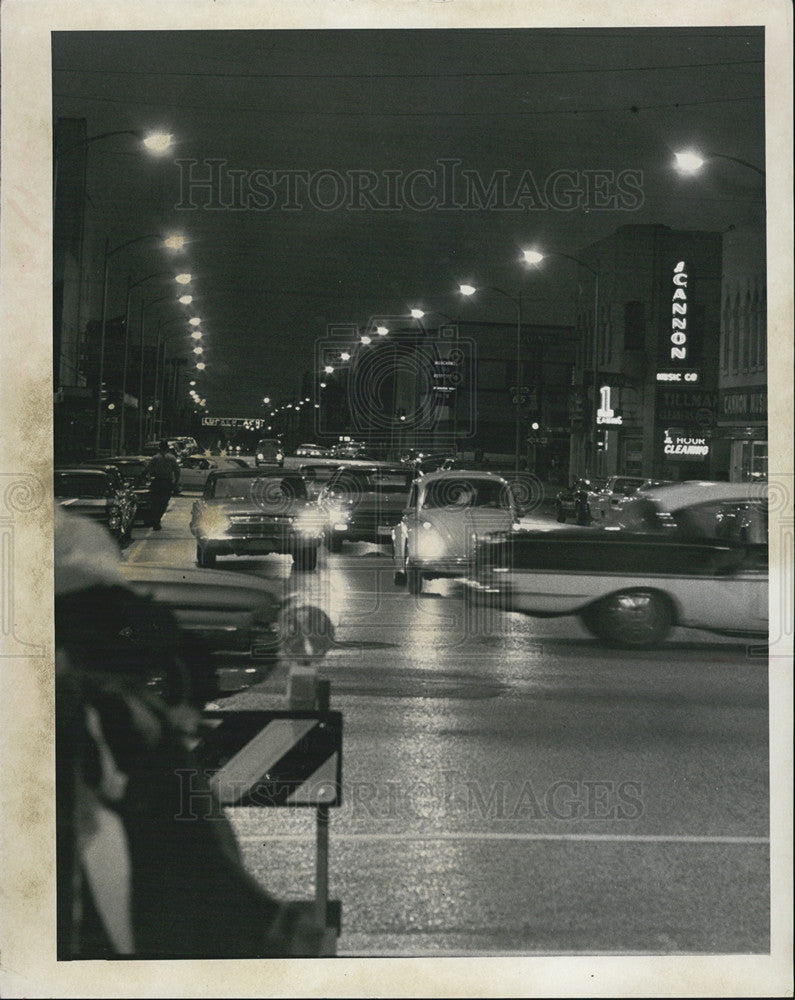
top-left (236, 832), bottom-right (768, 845)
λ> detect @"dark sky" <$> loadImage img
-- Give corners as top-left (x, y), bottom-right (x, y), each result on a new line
top-left (52, 27), bottom-right (765, 415)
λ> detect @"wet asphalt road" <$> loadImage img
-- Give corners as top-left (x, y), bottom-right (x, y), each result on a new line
top-left (123, 494), bottom-right (769, 955)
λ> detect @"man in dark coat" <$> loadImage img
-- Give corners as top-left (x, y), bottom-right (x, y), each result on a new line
top-left (145, 440), bottom-right (179, 529)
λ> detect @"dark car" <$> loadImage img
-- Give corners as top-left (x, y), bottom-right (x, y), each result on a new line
top-left (317, 464), bottom-right (415, 551)
top-left (55, 467), bottom-right (137, 543)
top-left (555, 478), bottom-right (602, 524)
top-left (81, 456), bottom-right (154, 524)
top-left (189, 469), bottom-right (323, 570)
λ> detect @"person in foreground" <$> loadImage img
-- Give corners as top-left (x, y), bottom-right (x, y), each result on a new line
top-left (55, 507), bottom-right (325, 958)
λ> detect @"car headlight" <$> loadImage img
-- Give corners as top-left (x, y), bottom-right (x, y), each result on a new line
top-left (326, 504), bottom-right (351, 530)
top-left (295, 510), bottom-right (324, 535)
top-left (201, 508), bottom-right (231, 538)
top-left (256, 453), bottom-right (264, 460)
top-left (415, 523), bottom-right (447, 560)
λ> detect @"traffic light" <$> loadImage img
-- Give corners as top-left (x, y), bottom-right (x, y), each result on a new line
top-left (596, 428), bottom-right (607, 452)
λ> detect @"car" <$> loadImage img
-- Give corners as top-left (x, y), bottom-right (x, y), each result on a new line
top-left (555, 478), bottom-right (602, 524)
top-left (317, 463), bottom-right (415, 551)
top-left (331, 440), bottom-right (368, 460)
top-left (466, 481), bottom-right (768, 648)
top-left (392, 469), bottom-right (518, 594)
top-left (117, 561), bottom-right (290, 699)
top-left (179, 454), bottom-right (250, 491)
top-left (254, 438), bottom-right (285, 467)
top-left (81, 455), bottom-right (156, 524)
top-left (294, 443), bottom-right (332, 458)
top-left (296, 461), bottom-right (345, 500)
top-left (55, 467), bottom-right (137, 544)
top-left (586, 475), bottom-right (659, 522)
top-left (189, 468), bottom-right (324, 570)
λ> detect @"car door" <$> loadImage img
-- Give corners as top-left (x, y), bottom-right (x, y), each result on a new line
top-left (392, 482), bottom-right (418, 568)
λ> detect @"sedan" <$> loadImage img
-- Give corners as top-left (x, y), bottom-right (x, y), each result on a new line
top-left (190, 469), bottom-right (324, 570)
top-left (318, 464), bottom-right (414, 551)
top-left (180, 454), bottom-right (250, 491)
top-left (81, 455), bottom-right (154, 524)
top-left (55, 467), bottom-right (137, 544)
top-left (392, 469), bottom-right (517, 594)
top-left (118, 561), bottom-right (287, 700)
top-left (467, 481), bottom-right (768, 647)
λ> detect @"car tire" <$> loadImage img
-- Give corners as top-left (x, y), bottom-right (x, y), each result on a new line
top-left (581, 589), bottom-right (674, 648)
top-left (196, 543), bottom-right (216, 568)
top-left (556, 506), bottom-right (567, 523)
top-left (294, 546), bottom-right (318, 572)
top-left (327, 532), bottom-right (343, 553)
top-left (393, 568), bottom-right (407, 586)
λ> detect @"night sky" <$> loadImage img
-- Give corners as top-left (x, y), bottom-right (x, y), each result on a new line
top-left (52, 27), bottom-right (765, 415)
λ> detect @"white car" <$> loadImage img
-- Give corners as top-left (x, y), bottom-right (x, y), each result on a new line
top-left (392, 470), bottom-right (518, 594)
top-left (179, 455), bottom-right (250, 491)
top-left (468, 481), bottom-right (768, 648)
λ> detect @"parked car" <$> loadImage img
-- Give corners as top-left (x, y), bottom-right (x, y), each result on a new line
top-left (81, 455), bottom-right (155, 524)
top-left (190, 469), bottom-right (324, 570)
top-left (55, 467), bottom-right (137, 544)
top-left (317, 464), bottom-right (415, 551)
top-left (587, 475), bottom-right (660, 522)
top-left (179, 454), bottom-right (250, 491)
top-left (392, 469), bottom-right (518, 594)
top-left (118, 561), bottom-right (289, 698)
top-left (555, 478), bottom-right (602, 524)
top-left (254, 438), bottom-right (285, 467)
top-left (466, 481), bottom-right (768, 648)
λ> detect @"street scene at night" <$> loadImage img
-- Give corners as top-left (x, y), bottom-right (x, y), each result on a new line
top-left (1, 3), bottom-right (793, 996)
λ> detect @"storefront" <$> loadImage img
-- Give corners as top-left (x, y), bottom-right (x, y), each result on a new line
top-left (716, 386), bottom-right (767, 482)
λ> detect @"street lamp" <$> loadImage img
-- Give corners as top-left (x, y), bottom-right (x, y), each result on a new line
top-left (522, 248), bottom-right (600, 477)
top-left (95, 232), bottom-right (187, 454)
top-left (53, 128), bottom-right (174, 201)
top-left (459, 282), bottom-right (524, 473)
top-left (673, 149), bottom-right (766, 178)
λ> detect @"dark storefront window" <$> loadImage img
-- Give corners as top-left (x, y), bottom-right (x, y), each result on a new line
top-left (623, 301), bottom-right (645, 352)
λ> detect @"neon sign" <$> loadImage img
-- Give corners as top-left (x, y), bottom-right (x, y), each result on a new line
top-left (596, 385), bottom-right (623, 425)
top-left (663, 428), bottom-right (709, 458)
top-left (670, 261), bottom-right (688, 360)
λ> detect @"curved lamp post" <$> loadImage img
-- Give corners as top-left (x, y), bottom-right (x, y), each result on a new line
top-left (522, 248), bottom-right (601, 477)
top-left (459, 283), bottom-right (524, 473)
top-left (53, 128), bottom-right (173, 202)
top-left (673, 149), bottom-right (765, 179)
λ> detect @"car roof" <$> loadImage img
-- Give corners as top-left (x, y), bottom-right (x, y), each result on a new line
top-left (419, 469), bottom-right (510, 484)
top-left (635, 480), bottom-right (767, 510)
top-left (209, 468), bottom-right (301, 478)
top-left (56, 467), bottom-right (109, 475)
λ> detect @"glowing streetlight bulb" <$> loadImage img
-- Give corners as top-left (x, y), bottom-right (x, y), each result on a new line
top-left (360, 335), bottom-right (371, 345)
top-left (459, 284), bottom-right (477, 297)
top-left (377, 325), bottom-right (389, 336)
top-left (319, 382), bottom-right (327, 389)
top-left (196, 362), bottom-right (206, 370)
top-left (324, 365), bottom-right (334, 374)
top-left (193, 346), bottom-right (203, 355)
top-left (410, 308), bottom-right (424, 319)
top-left (673, 150), bottom-right (706, 174)
top-left (179, 294), bottom-right (193, 305)
top-left (189, 380), bottom-right (196, 386)
top-left (175, 273), bottom-right (192, 285)
top-left (189, 317), bottom-right (201, 326)
top-left (263, 396), bottom-right (270, 404)
top-left (522, 249), bottom-right (544, 266)
top-left (340, 351), bottom-right (351, 361)
top-left (163, 234), bottom-right (185, 250)
top-left (142, 131), bottom-right (173, 154)
top-left (191, 330), bottom-right (202, 340)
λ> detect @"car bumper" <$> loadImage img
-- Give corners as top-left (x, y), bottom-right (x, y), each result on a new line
top-left (411, 555), bottom-right (472, 578)
top-left (196, 532), bottom-right (321, 555)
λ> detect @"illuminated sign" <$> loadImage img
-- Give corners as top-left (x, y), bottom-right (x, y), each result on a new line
top-left (663, 428), bottom-right (709, 459)
top-left (656, 371), bottom-right (699, 383)
top-left (596, 385), bottom-right (623, 425)
top-left (202, 417), bottom-right (265, 428)
top-left (670, 260), bottom-right (688, 361)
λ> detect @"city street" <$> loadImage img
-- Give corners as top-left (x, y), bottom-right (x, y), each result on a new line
top-left (123, 495), bottom-right (770, 955)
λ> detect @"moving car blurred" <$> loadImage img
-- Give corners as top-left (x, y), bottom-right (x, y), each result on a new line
top-left (190, 469), bottom-right (323, 570)
top-left (254, 438), bottom-right (285, 467)
top-left (118, 561), bottom-right (288, 697)
top-left (55, 467), bottom-right (137, 544)
top-left (392, 469), bottom-right (517, 594)
top-left (555, 478), bottom-right (602, 524)
top-left (180, 454), bottom-right (250, 491)
top-left (296, 461), bottom-right (343, 500)
top-left (587, 475), bottom-right (670, 522)
top-left (318, 464), bottom-right (414, 551)
top-left (467, 481), bottom-right (768, 648)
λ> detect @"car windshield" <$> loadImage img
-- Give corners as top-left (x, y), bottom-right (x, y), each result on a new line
top-left (211, 474), bottom-right (307, 501)
top-left (55, 473), bottom-right (110, 498)
top-left (301, 465), bottom-right (338, 483)
top-left (329, 470), bottom-right (413, 495)
top-left (421, 477), bottom-right (511, 510)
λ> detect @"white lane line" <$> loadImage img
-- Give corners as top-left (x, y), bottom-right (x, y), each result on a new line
top-left (236, 832), bottom-right (768, 845)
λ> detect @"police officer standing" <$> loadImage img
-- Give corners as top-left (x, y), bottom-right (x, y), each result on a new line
top-left (145, 440), bottom-right (179, 530)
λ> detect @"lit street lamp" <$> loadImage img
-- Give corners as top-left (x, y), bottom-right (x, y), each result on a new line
top-left (673, 149), bottom-right (766, 178)
top-left (459, 282), bottom-right (524, 473)
top-left (523, 248), bottom-right (600, 476)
